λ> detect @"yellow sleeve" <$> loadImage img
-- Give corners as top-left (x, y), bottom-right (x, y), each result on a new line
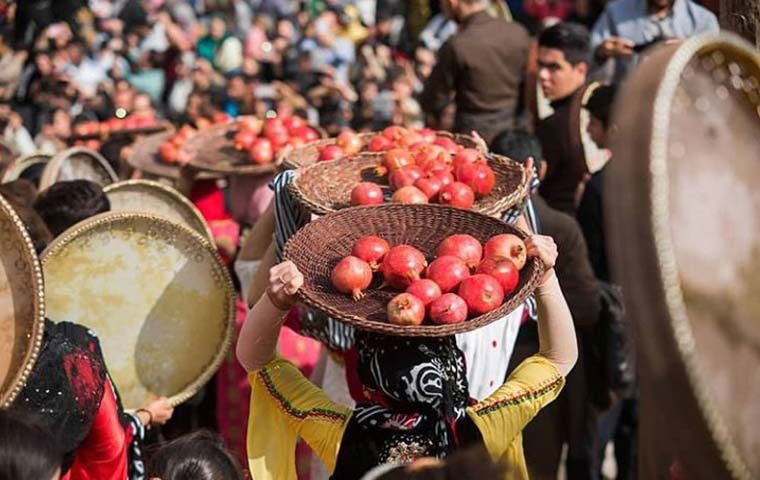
top-left (465, 355), bottom-right (564, 480)
top-left (247, 357), bottom-right (352, 480)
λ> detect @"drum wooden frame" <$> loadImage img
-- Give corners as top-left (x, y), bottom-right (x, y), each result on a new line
top-left (40, 212), bottom-right (235, 409)
top-left (608, 33), bottom-right (759, 479)
top-left (0, 195), bottom-right (45, 408)
top-left (39, 147), bottom-right (119, 190)
top-left (103, 179), bottom-right (214, 243)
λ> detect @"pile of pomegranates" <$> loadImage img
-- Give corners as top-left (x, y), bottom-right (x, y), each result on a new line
top-left (159, 125), bottom-right (197, 165)
top-left (73, 113), bottom-right (160, 139)
top-left (330, 232), bottom-right (528, 327)
top-left (343, 126), bottom-right (496, 210)
top-left (234, 115), bottom-right (320, 165)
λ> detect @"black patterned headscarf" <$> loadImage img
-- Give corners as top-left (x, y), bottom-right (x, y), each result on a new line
top-left (353, 332), bottom-right (470, 457)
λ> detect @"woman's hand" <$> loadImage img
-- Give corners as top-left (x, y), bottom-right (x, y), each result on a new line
top-left (139, 397), bottom-right (174, 428)
top-left (525, 234), bottom-right (558, 284)
top-left (266, 261), bottom-right (303, 311)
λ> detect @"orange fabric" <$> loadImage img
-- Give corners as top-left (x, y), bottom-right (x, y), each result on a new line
top-left (62, 380), bottom-right (129, 480)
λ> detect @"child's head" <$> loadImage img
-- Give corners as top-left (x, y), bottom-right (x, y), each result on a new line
top-left (0, 410), bottom-right (62, 480)
top-left (585, 85), bottom-right (617, 149)
top-left (147, 430), bottom-right (244, 480)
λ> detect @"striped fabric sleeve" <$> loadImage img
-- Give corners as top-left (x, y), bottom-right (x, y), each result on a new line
top-left (271, 172), bottom-right (356, 351)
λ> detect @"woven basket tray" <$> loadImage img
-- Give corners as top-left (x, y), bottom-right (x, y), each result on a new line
top-left (280, 130), bottom-right (483, 171)
top-left (180, 121), bottom-right (326, 176)
top-left (289, 153), bottom-right (529, 217)
top-left (127, 130), bottom-right (219, 180)
top-left (283, 204), bottom-right (544, 337)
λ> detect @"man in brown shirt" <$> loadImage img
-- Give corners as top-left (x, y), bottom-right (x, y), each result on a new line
top-left (420, 0), bottom-right (531, 144)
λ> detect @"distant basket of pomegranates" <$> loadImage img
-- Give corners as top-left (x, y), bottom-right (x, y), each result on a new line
top-left (279, 127), bottom-right (484, 171)
top-left (179, 115), bottom-right (326, 175)
top-left (282, 204), bottom-right (544, 337)
top-left (288, 148), bottom-right (529, 217)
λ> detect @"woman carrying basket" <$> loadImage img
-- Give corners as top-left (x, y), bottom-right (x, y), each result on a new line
top-left (236, 233), bottom-right (577, 480)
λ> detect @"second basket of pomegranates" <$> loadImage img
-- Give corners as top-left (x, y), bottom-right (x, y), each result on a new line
top-left (282, 204), bottom-right (544, 337)
top-left (288, 147), bottom-right (530, 217)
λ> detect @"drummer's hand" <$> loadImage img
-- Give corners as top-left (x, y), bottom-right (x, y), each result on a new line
top-left (267, 261), bottom-right (303, 311)
top-left (144, 397), bottom-right (174, 426)
top-left (525, 234), bottom-right (557, 285)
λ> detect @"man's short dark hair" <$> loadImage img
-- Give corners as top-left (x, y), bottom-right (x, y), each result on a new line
top-left (490, 130), bottom-right (543, 164)
top-left (585, 85), bottom-right (618, 128)
top-left (34, 180), bottom-right (110, 237)
top-left (538, 22), bottom-right (591, 65)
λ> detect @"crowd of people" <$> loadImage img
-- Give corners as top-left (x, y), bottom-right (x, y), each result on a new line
top-left (0, 0), bottom-right (724, 479)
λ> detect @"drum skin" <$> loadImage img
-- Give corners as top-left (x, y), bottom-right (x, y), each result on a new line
top-left (608, 33), bottom-right (760, 479)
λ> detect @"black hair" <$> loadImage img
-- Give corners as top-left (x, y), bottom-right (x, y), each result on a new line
top-left (0, 409), bottom-right (62, 480)
top-left (0, 180), bottom-right (52, 253)
top-left (538, 22), bottom-right (591, 65)
top-left (147, 430), bottom-right (244, 480)
top-left (34, 180), bottom-right (110, 237)
top-left (585, 85), bottom-right (617, 128)
top-left (490, 130), bottom-right (543, 164)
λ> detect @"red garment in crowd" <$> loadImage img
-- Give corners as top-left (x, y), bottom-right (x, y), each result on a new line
top-left (62, 380), bottom-right (132, 480)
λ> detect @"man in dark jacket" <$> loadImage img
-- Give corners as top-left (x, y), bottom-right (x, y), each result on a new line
top-left (536, 22), bottom-right (592, 215)
top-left (420, 0), bottom-right (531, 144)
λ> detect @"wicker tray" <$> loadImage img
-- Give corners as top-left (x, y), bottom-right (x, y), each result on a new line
top-left (180, 121), bottom-right (326, 176)
top-left (289, 153), bottom-right (529, 217)
top-left (127, 130), bottom-right (218, 180)
top-left (280, 130), bottom-right (483, 171)
top-left (283, 204), bottom-right (543, 337)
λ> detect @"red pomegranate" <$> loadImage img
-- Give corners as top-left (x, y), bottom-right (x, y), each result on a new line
top-left (456, 162), bottom-right (495, 196)
top-left (352, 235), bottom-right (390, 270)
top-left (406, 279), bottom-right (442, 307)
top-left (477, 256), bottom-right (519, 295)
top-left (234, 129), bottom-right (257, 150)
top-left (382, 126), bottom-right (408, 142)
top-left (159, 142), bottom-right (178, 163)
top-left (266, 128), bottom-right (290, 148)
top-left (426, 255), bottom-right (470, 293)
top-left (378, 149), bottom-right (413, 175)
top-left (458, 274), bottom-right (505, 316)
top-left (389, 166), bottom-right (423, 190)
top-left (337, 131), bottom-right (363, 155)
top-left (452, 148), bottom-right (481, 170)
top-left (429, 293), bottom-right (468, 325)
top-left (292, 126), bottom-right (319, 142)
top-left (414, 176), bottom-right (443, 200)
top-left (249, 138), bottom-right (274, 164)
top-left (436, 234), bottom-right (483, 271)
top-left (283, 116), bottom-right (306, 131)
top-left (387, 293), bottom-right (426, 326)
top-left (397, 131), bottom-right (425, 149)
top-left (483, 234), bottom-right (527, 270)
top-left (391, 186), bottom-right (428, 205)
top-left (319, 145), bottom-right (344, 162)
top-left (350, 182), bottom-right (385, 206)
top-left (381, 245), bottom-right (427, 289)
top-left (331, 256), bottom-right (373, 301)
top-left (433, 170), bottom-right (455, 188)
top-left (439, 182), bottom-right (475, 209)
top-left (368, 135), bottom-right (393, 152)
top-left (417, 128), bottom-right (437, 143)
top-left (434, 136), bottom-right (460, 154)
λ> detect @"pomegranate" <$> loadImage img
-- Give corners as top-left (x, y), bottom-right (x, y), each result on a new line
top-left (417, 128), bottom-right (437, 143)
top-left (391, 186), bottom-right (428, 205)
top-left (413, 145), bottom-right (451, 170)
top-left (319, 145), bottom-right (344, 162)
top-left (266, 128), bottom-right (290, 148)
top-left (406, 279), bottom-right (442, 307)
top-left (429, 293), bottom-right (468, 325)
top-left (452, 148), bottom-right (482, 170)
top-left (296, 126), bottom-right (320, 142)
top-left (283, 116), bottom-right (306, 131)
top-left (263, 118), bottom-right (286, 138)
top-left (439, 182), bottom-right (475, 209)
top-left (239, 116), bottom-right (261, 133)
top-left (433, 170), bottom-right (455, 188)
top-left (436, 234), bottom-right (483, 271)
top-left (350, 182), bottom-right (385, 206)
top-left (483, 234), bottom-right (527, 270)
top-left (477, 256), bottom-right (519, 295)
top-left (382, 126), bottom-right (408, 142)
top-left (234, 129), bottom-right (257, 150)
top-left (434, 136), bottom-right (459, 154)
top-left (414, 176), bottom-right (443, 200)
top-left (331, 256), bottom-right (373, 301)
top-left (367, 135), bottom-right (394, 152)
top-left (397, 131), bottom-right (424, 149)
top-left (387, 293), bottom-right (426, 326)
top-left (381, 245), bottom-right (427, 289)
top-left (456, 162), bottom-right (495, 196)
top-left (160, 142), bottom-right (178, 163)
top-left (352, 235), bottom-right (390, 270)
top-left (378, 149), bottom-right (413, 176)
top-left (389, 166), bottom-right (423, 190)
top-left (249, 138), bottom-right (274, 164)
top-left (426, 255), bottom-right (470, 293)
top-left (337, 131), bottom-right (363, 155)
top-left (458, 274), bottom-right (505, 316)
